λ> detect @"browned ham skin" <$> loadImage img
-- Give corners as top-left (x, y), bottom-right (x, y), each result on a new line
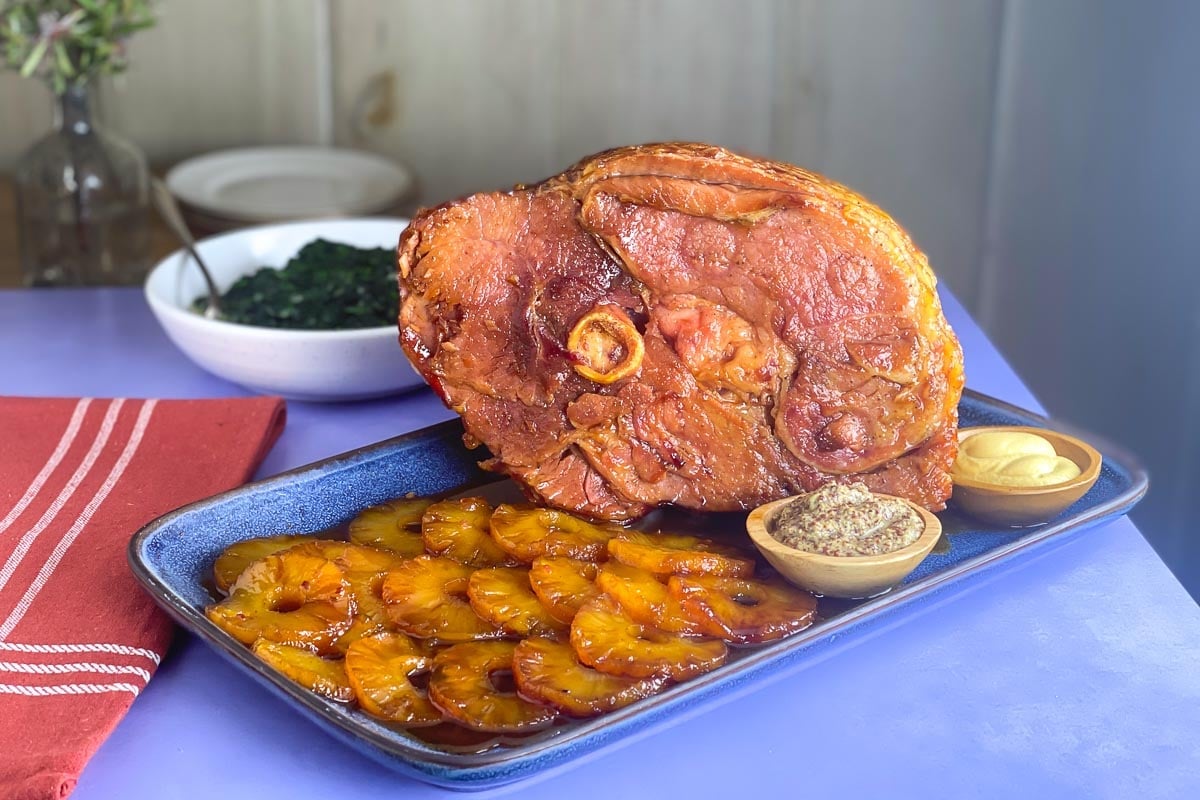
top-left (398, 143), bottom-right (965, 521)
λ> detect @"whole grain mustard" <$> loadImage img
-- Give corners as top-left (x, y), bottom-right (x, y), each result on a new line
top-left (769, 483), bottom-right (923, 557)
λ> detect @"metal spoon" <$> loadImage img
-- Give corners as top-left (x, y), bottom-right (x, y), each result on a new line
top-left (150, 177), bottom-right (222, 320)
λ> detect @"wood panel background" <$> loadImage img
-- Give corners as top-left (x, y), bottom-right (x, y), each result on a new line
top-left (0, 0), bottom-right (1001, 306)
top-left (327, 0), bottom-right (1001, 307)
top-left (0, 0), bottom-right (325, 166)
top-left (1, 0), bottom-right (1194, 595)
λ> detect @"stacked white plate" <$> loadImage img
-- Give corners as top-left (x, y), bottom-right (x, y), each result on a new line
top-left (165, 147), bottom-right (415, 231)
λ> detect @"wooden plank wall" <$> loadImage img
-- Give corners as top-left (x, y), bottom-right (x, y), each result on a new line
top-left (328, 0), bottom-right (1003, 307)
top-left (0, 0), bottom-right (1003, 307)
top-left (0, 0), bottom-right (325, 165)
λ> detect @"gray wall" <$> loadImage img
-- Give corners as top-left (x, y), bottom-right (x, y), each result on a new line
top-left (981, 0), bottom-right (1199, 592)
top-left (1, 0), bottom-right (1193, 593)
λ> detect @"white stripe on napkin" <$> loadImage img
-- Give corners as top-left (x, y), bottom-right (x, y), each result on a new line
top-left (0, 400), bottom-right (156, 640)
top-left (0, 661), bottom-right (151, 684)
top-left (0, 682), bottom-right (141, 697)
top-left (0, 641), bottom-right (161, 665)
top-left (0, 398), bottom-right (91, 537)
top-left (0, 399), bottom-right (123, 596)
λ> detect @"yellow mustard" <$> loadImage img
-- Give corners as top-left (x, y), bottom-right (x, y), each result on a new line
top-left (953, 430), bottom-right (1081, 487)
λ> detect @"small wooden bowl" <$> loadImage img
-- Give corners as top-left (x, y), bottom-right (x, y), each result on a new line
top-left (951, 426), bottom-right (1102, 526)
top-left (746, 495), bottom-right (943, 599)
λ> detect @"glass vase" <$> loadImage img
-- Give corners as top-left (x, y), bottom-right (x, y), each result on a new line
top-left (14, 82), bottom-right (150, 287)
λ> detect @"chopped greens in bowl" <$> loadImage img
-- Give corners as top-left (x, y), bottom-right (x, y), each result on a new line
top-left (194, 239), bottom-right (398, 330)
top-left (147, 217), bottom-right (421, 401)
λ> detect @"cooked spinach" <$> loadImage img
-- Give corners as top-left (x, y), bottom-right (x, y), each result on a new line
top-left (195, 239), bottom-right (398, 329)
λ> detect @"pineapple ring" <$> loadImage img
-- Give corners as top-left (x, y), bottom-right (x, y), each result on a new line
top-left (467, 567), bottom-right (569, 639)
top-left (607, 531), bottom-right (755, 578)
top-left (528, 557), bottom-right (601, 624)
top-left (428, 640), bottom-right (558, 732)
top-left (334, 615), bottom-right (388, 655)
top-left (212, 534), bottom-right (310, 593)
top-left (344, 633), bottom-right (443, 726)
top-left (284, 541), bottom-right (401, 653)
top-left (298, 541), bottom-right (398, 603)
top-left (252, 640), bottom-right (354, 702)
top-left (381, 556), bottom-right (504, 643)
top-left (570, 595), bottom-right (727, 680)
top-left (422, 497), bottom-right (513, 567)
top-left (333, 570), bottom-right (396, 654)
top-left (513, 637), bottom-right (666, 718)
top-left (348, 497), bottom-right (432, 557)
top-left (669, 574), bottom-right (819, 644)
top-left (206, 547), bottom-right (354, 652)
top-left (595, 561), bottom-right (706, 635)
top-left (490, 504), bottom-right (621, 562)
top-left (308, 540), bottom-right (399, 577)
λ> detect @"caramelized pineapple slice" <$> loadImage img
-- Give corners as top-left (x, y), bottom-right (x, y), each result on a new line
top-left (570, 595), bottom-right (726, 680)
top-left (528, 557), bottom-right (601, 624)
top-left (669, 574), bottom-right (818, 644)
top-left (301, 541), bottom-right (397, 603)
top-left (344, 633), bottom-right (442, 726)
top-left (348, 497), bottom-right (432, 557)
top-left (428, 641), bottom-right (558, 732)
top-left (467, 567), bottom-right (568, 639)
top-left (276, 541), bottom-right (400, 653)
top-left (346, 570), bottom-right (391, 624)
top-left (252, 640), bottom-right (354, 702)
top-left (310, 540), bottom-right (399, 577)
top-left (380, 556), bottom-right (504, 643)
top-left (206, 547), bottom-right (354, 652)
top-left (212, 534), bottom-right (311, 593)
top-left (490, 504), bottom-right (620, 562)
top-left (513, 637), bottom-right (666, 717)
top-left (607, 531), bottom-right (755, 578)
top-left (421, 497), bottom-right (512, 567)
top-left (333, 616), bottom-right (387, 655)
top-left (333, 570), bottom-right (394, 654)
top-left (596, 561), bottom-right (706, 635)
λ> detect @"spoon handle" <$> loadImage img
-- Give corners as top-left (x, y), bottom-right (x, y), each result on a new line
top-left (150, 177), bottom-right (222, 318)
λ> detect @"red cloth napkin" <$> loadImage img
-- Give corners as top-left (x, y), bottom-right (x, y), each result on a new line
top-left (0, 396), bottom-right (286, 800)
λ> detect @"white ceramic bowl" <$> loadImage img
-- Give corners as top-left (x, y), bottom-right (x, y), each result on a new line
top-left (144, 217), bottom-right (424, 402)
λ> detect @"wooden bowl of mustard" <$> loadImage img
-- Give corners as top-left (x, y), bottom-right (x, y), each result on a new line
top-left (746, 493), bottom-right (942, 599)
top-left (950, 425), bottom-right (1102, 526)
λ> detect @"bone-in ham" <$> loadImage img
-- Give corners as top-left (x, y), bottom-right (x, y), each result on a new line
top-left (398, 143), bottom-right (964, 521)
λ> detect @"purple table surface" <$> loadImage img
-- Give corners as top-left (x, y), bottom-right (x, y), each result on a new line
top-left (2, 287), bottom-right (1198, 799)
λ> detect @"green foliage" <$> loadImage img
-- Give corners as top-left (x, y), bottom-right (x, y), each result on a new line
top-left (0, 0), bottom-right (156, 93)
top-left (196, 239), bottom-right (401, 331)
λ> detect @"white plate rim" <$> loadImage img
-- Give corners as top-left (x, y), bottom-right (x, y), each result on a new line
top-left (165, 146), bottom-right (414, 223)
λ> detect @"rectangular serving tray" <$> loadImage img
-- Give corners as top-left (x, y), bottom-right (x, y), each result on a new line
top-left (129, 389), bottom-right (1148, 791)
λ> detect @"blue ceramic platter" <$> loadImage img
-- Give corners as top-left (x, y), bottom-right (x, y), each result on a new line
top-left (128, 389), bottom-right (1147, 791)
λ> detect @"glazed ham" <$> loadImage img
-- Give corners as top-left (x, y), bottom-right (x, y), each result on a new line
top-left (398, 143), bottom-right (964, 521)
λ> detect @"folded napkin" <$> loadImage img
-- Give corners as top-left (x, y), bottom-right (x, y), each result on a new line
top-left (0, 396), bottom-right (286, 800)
